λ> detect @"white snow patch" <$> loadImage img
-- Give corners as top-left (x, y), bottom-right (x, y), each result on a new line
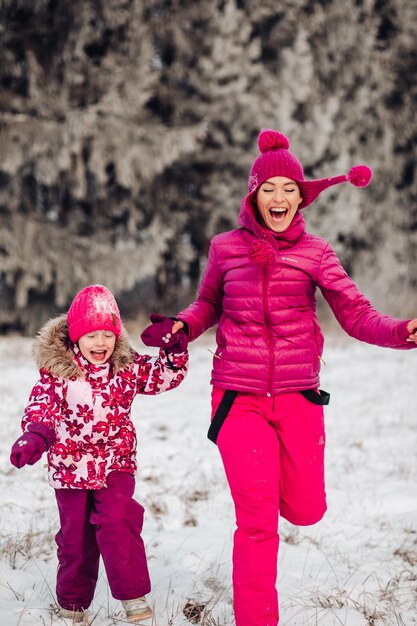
top-left (0, 334), bottom-right (416, 625)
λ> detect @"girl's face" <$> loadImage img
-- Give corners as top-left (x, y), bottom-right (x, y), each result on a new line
top-left (256, 176), bottom-right (303, 233)
top-left (78, 330), bottom-right (116, 365)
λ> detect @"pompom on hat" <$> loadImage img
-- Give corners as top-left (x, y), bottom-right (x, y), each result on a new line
top-left (67, 284), bottom-right (122, 343)
top-left (246, 129), bottom-right (372, 209)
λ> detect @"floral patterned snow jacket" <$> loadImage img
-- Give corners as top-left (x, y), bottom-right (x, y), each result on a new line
top-left (21, 315), bottom-right (188, 489)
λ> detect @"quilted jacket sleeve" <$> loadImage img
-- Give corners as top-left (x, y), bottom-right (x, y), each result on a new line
top-left (176, 237), bottom-right (223, 341)
top-left (21, 369), bottom-right (61, 446)
top-left (318, 243), bottom-right (414, 349)
top-left (135, 349), bottom-right (188, 395)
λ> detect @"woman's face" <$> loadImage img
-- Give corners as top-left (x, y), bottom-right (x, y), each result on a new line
top-left (255, 176), bottom-right (303, 233)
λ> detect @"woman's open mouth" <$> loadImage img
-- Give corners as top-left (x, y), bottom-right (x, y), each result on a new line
top-left (269, 207), bottom-right (288, 221)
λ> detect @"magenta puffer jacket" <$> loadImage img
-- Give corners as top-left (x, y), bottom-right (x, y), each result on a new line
top-left (178, 204), bottom-right (413, 396)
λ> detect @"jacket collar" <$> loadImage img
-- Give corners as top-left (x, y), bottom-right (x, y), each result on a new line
top-left (72, 344), bottom-right (110, 379)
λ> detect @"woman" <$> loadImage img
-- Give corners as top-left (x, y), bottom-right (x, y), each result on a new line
top-left (142, 129), bottom-right (417, 626)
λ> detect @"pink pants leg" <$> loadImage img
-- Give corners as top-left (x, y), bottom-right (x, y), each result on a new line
top-left (212, 388), bottom-right (327, 626)
top-left (55, 471), bottom-right (150, 611)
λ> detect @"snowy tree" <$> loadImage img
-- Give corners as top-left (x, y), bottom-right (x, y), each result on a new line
top-left (0, 0), bottom-right (416, 333)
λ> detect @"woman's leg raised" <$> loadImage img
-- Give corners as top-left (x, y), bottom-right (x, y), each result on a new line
top-left (274, 392), bottom-right (327, 526)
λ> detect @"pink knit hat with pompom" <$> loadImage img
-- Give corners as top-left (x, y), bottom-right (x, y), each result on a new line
top-left (67, 285), bottom-right (122, 343)
top-left (246, 129), bottom-right (372, 209)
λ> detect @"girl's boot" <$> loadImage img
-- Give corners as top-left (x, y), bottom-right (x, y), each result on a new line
top-left (121, 597), bottom-right (153, 623)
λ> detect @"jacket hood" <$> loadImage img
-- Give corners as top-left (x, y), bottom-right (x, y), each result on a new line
top-left (33, 315), bottom-right (135, 378)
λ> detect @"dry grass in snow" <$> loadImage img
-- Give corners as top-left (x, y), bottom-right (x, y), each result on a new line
top-left (0, 332), bottom-right (416, 625)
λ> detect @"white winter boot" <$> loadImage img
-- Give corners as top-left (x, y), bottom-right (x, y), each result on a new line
top-left (58, 605), bottom-right (86, 622)
top-left (121, 597), bottom-right (153, 622)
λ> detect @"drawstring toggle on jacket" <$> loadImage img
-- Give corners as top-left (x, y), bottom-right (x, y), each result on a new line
top-left (249, 239), bottom-right (277, 266)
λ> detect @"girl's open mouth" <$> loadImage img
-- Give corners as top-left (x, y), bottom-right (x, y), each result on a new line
top-left (90, 350), bottom-right (107, 361)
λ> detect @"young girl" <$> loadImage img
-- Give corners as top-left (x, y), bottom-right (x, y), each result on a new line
top-left (10, 284), bottom-right (188, 624)
top-left (142, 129), bottom-right (417, 626)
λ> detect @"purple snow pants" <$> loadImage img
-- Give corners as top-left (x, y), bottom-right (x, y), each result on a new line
top-left (55, 471), bottom-right (150, 612)
top-left (212, 387), bottom-right (328, 626)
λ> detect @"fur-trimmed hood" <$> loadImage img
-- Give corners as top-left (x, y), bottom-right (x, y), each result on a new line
top-left (33, 315), bottom-right (136, 378)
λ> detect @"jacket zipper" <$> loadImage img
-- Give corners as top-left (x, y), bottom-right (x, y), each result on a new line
top-left (262, 266), bottom-right (274, 396)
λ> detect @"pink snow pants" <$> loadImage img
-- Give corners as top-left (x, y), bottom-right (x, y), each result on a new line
top-left (211, 387), bottom-right (327, 626)
top-left (55, 471), bottom-right (150, 612)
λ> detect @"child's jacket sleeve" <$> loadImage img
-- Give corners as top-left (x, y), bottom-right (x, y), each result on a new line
top-left (135, 348), bottom-right (188, 395)
top-left (21, 368), bottom-right (63, 444)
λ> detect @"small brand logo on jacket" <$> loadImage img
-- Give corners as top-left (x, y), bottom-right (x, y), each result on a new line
top-left (281, 256), bottom-right (299, 264)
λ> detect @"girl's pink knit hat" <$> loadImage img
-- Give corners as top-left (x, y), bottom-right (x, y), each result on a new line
top-left (67, 284), bottom-right (122, 343)
top-left (246, 129), bottom-right (372, 209)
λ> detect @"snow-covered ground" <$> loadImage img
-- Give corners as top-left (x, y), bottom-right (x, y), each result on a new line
top-left (0, 332), bottom-right (416, 625)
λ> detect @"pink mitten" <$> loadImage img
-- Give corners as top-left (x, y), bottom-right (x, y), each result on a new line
top-left (141, 314), bottom-right (188, 353)
top-left (10, 432), bottom-right (47, 468)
